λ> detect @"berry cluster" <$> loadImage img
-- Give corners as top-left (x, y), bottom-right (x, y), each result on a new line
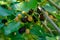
top-left (1, 8), bottom-right (45, 34)
top-left (17, 8), bottom-right (45, 34)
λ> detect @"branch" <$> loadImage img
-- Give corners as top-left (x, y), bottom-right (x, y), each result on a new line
top-left (47, 0), bottom-right (60, 10)
top-left (38, 6), bottom-right (60, 34)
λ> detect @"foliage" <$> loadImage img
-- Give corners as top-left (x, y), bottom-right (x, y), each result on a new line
top-left (0, 0), bottom-right (60, 40)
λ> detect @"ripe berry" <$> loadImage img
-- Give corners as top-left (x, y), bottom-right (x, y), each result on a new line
top-left (28, 9), bottom-right (34, 15)
top-left (37, 8), bottom-right (41, 14)
top-left (32, 16), bottom-right (38, 22)
top-left (2, 19), bottom-right (7, 24)
top-left (21, 16), bottom-right (28, 23)
top-left (39, 14), bottom-right (45, 21)
top-left (18, 26), bottom-right (26, 34)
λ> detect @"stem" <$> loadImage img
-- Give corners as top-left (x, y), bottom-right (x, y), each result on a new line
top-left (47, 0), bottom-right (60, 10)
top-left (38, 6), bottom-right (60, 34)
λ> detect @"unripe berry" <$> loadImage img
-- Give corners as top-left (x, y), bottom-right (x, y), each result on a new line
top-left (14, 32), bottom-right (16, 36)
top-left (25, 29), bottom-right (30, 34)
top-left (27, 16), bottom-right (33, 22)
top-left (49, 15), bottom-right (57, 21)
top-left (5, 22), bottom-right (8, 26)
top-left (14, 17), bottom-right (19, 22)
top-left (49, 15), bottom-right (54, 19)
top-left (18, 14), bottom-right (22, 18)
top-left (22, 11), bottom-right (27, 15)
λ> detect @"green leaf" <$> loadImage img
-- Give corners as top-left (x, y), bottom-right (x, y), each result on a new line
top-left (12, 0), bottom-right (37, 12)
top-left (37, 0), bottom-right (41, 2)
top-left (46, 37), bottom-right (56, 40)
top-left (43, 3), bottom-right (57, 13)
top-left (8, 31), bottom-right (25, 40)
top-left (47, 21), bottom-right (55, 30)
top-left (56, 14), bottom-right (60, 20)
top-left (0, 24), bottom-right (4, 29)
top-left (6, 0), bottom-right (16, 3)
top-left (4, 21), bottom-right (21, 35)
top-left (0, 7), bottom-right (13, 16)
top-left (30, 24), bottom-right (46, 37)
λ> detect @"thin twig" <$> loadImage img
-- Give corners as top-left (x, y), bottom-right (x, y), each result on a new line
top-left (47, 0), bottom-right (60, 10)
top-left (38, 6), bottom-right (60, 34)
top-left (41, 21), bottom-right (54, 36)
